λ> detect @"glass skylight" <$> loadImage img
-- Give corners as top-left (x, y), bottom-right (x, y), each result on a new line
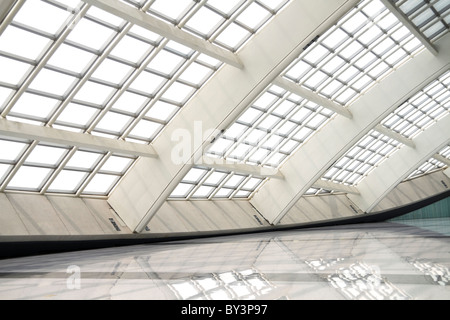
top-left (169, 166), bottom-right (266, 200)
top-left (406, 144), bottom-right (450, 179)
top-left (391, 0), bottom-right (450, 42)
top-left (205, 84), bottom-right (335, 168)
top-left (145, 0), bottom-right (291, 52)
top-left (282, 0), bottom-right (425, 106)
top-left (0, 0), bottom-right (240, 196)
top-left (322, 129), bottom-right (403, 186)
top-left (381, 70), bottom-right (450, 139)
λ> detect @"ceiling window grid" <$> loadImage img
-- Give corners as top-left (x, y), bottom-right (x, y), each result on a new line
top-left (0, 0), bottom-right (226, 196)
top-left (282, 0), bottom-right (425, 106)
top-left (391, 0), bottom-right (450, 42)
top-left (380, 70), bottom-right (450, 139)
top-left (406, 144), bottom-right (450, 179)
top-left (322, 129), bottom-right (403, 186)
top-left (205, 84), bottom-right (335, 169)
top-left (169, 166), bottom-right (266, 200)
top-left (144, 0), bottom-right (291, 52)
top-left (0, 133), bottom-right (137, 196)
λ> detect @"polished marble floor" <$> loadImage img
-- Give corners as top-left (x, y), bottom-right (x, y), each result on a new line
top-left (0, 219), bottom-right (449, 300)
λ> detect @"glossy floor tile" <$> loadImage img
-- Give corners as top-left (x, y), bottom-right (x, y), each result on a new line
top-left (0, 219), bottom-right (449, 300)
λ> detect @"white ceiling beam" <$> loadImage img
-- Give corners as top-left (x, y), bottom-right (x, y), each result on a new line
top-left (433, 153), bottom-right (450, 167)
top-left (250, 33), bottom-right (450, 225)
top-left (0, 0), bottom-right (23, 36)
top-left (348, 114), bottom-right (450, 212)
top-left (273, 77), bottom-right (353, 119)
top-left (199, 156), bottom-right (284, 180)
top-left (82, 0), bottom-right (243, 69)
top-left (380, 0), bottom-right (438, 56)
top-left (0, 118), bottom-right (158, 158)
top-left (107, 0), bottom-right (360, 233)
top-left (374, 124), bottom-right (416, 148)
top-left (312, 179), bottom-right (360, 195)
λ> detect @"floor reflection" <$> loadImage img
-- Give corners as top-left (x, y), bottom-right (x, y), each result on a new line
top-left (0, 218), bottom-right (449, 300)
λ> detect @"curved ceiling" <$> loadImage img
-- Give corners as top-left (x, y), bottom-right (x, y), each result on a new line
top-left (0, 0), bottom-right (449, 234)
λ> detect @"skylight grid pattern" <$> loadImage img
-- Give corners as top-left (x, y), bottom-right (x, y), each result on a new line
top-left (0, 1), bottom-right (221, 143)
top-left (282, 0), bottom-right (424, 106)
top-left (205, 85), bottom-right (335, 168)
top-left (169, 166), bottom-right (266, 200)
top-left (406, 144), bottom-right (450, 179)
top-left (323, 129), bottom-right (403, 186)
top-left (381, 70), bottom-right (450, 138)
top-left (0, 0), bottom-right (224, 196)
top-left (392, 0), bottom-right (450, 42)
top-left (0, 136), bottom-right (136, 196)
top-left (144, 0), bottom-right (291, 52)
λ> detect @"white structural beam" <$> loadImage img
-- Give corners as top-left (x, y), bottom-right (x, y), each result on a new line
top-left (250, 33), bottom-right (450, 225)
top-left (433, 154), bottom-right (450, 167)
top-left (374, 124), bottom-right (416, 148)
top-left (0, 118), bottom-right (158, 158)
top-left (380, 0), bottom-right (438, 56)
top-left (108, 0), bottom-right (360, 233)
top-left (312, 179), bottom-right (360, 195)
top-left (273, 77), bottom-right (353, 119)
top-left (82, 0), bottom-right (243, 69)
top-left (348, 114), bottom-right (450, 212)
top-left (199, 156), bottom-right (284, 180)
top-left (0, 0), bottom-right (22, 36)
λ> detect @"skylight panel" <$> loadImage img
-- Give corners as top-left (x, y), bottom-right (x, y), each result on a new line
top-left (129, 71), bottom-right (167, 95)
top-left (29, 69), bottom-right (77, 97)
top-left (381, 70), bottom-right (450, 138)
top-left (162, 82), bottom-right (195, 103)
top-left (87, 6), bottom-right (126, 27)
top-left (25, 145), bottom-right (67, 166)
top-left (236, 2), bottom-right (271, 30)
top-left (185, 6), bottom-right (224, 37)
top-left (147, 50), bottom-right (186, 76)
top-left (94, 111), bottom-right (133, 135)
top-left (56, 103), bottom-right (99, 128)
top-left (7, 166), bottom-right (52, 191)
top-left (128, 119), bottom-right (163, 141)
top-left (13, 0), bottom-right (72, 35)
top-left (65, 150), bottom-right (103, 170)
top-left (323, 130), bottom-right (402, 185)
top-left (0, 56), bottom-right (31, 85)
top-left (82, 173), bottom-right (120, 195)
top-left (66, 18), bottom-right (117, 51)
top-left (0, 164), bottom-right (12, 185)
top-left (100, 156), bottom-right (134, 174)
top-left (91, 59), bottom-right (134, 85)
top-left (47, 44), bottom-right (96, 74)
top-left (0, 26), bottom-right (51, 61)
top-left (74, 81), bottom-right (116, 106)
top-left (170, 183), bottom-right (195, 198)
top-left (146, 100), bottom-right (179, 122)
top-left (0, 139), bottom-right (29, 162)
top-left (111, 91), bottom-right (149, 114)
top-left (110, 35), bottom-right (154, 64)
top-left (179, 62), bottom-right (214, 86)
top-left (10, 93), bottom-right (59, 121)
top-left (0, 88), bottom-right (14, 112)
top-left (183, 167), bottom-right (208, 183)
top-left (149, 0), bottom-right (196, 23)
top-left (214, 23), bottom-right (250, 50)
top-left (47, 170), bottom-right (88, 193)
top-left (393, 0), bottom-right (450, 41)
top-left (283, 0), bottom-right (425, 106)
top-left (207, 0), bottom-right (243, 15)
